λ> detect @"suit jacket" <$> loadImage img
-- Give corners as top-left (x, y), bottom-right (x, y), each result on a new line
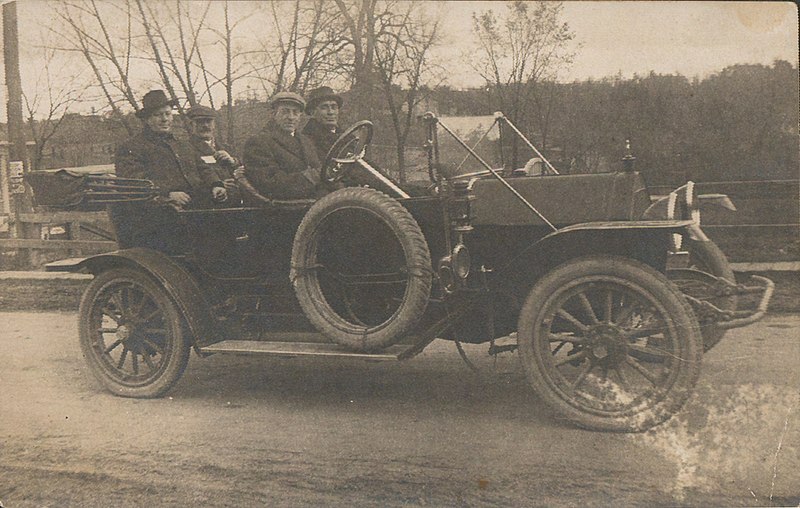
top-left (302, 118), bottom-right (339, 162)
top-left (116, 127), bottom-right (221, 207)
top-left (242, 124), bottom-right (322, 200)
top-left (188, 134), bottom-right (238, 181)
top-left (113, 127), bottom-right (222, 251)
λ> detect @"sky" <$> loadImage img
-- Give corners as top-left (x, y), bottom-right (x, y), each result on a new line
top-left (1, 0), bottom-right (798, 119)
top-left (439, 1), bottom-right (798, 86)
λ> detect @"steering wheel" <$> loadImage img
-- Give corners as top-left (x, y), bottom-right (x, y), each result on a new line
top-left (320, 120), bottom-right (374, 183)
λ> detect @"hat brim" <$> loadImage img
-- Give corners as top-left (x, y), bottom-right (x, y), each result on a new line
top-left (135, 99), bottom-right (179, 118)
top-left (306, 95), bottom-right (343, 113)
top-left (271, 99), bottom-right (306, 110)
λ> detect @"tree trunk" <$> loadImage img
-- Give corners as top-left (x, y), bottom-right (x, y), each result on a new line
top-left (396, 143), bottom-right (406, 183)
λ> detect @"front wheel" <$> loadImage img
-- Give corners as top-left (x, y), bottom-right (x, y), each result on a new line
top-left (78, 268), bottom-right (190, 398)
top-left (517, 256), bottom-right (702, 432)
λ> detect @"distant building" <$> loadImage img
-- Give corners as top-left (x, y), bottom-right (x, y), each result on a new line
top-left (37, 113), bottom-right (127, 170)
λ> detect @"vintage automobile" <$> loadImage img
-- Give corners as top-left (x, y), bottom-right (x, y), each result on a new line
top-left (26, 112), bottom-right (773, 432)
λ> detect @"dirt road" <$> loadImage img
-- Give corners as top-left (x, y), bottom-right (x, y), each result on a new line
top-left (1, 312), bottom-right (798, 507)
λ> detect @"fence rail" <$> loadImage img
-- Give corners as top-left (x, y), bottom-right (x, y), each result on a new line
top-left (0, 209), bottom-right (117, 269)
top-left (0, 238), bottom-right (116, 250)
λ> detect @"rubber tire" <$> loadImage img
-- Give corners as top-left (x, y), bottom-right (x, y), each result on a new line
top-left (517, 256), bottom-right (703, 432)
top-left (78, 268), bottom-right (190, 398)
top-left (669, 239), bottom-right (736, 351)
top-left (291, 187), bottom-right (432, 352)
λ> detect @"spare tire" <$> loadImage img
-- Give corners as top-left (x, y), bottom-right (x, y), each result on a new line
top-left (291, 187), bottom-right (432, 351)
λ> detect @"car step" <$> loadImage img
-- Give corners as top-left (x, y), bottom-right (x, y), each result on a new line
top-left (198, 340), bottom-right (407, 361)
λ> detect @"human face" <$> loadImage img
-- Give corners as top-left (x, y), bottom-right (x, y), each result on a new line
top-left (273, 103), bottom-right (303, 134)
top-left (190, 117), bottom-right (215, 142)
top-left (312, 100), bottom-right (340, 128)
top-left (145, 105), bottom-right (173, 133)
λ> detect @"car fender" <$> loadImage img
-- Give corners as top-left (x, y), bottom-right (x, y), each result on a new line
top-left (643, 193), bottom-right (737, 220)
top-left (490, 220), bottom-right (694, 293)
top-left (53, 248), bottom-right (217, 348)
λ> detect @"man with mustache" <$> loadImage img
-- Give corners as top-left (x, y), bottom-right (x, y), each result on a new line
top-left (186, 104), bottom-right (240, 205)
top-left (114, 90), bottom-right (226, 251)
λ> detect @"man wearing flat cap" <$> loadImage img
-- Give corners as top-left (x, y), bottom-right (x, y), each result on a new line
top-left (242, 91), bottom-right (324, 200)
top-left (186, 104), bottom-right (241, 205)
top-left (114, 90), bottom-right (226, 251)
top-left (302, 86), bottom-right (343, 162)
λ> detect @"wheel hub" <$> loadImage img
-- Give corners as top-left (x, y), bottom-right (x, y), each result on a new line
top-left (586, 324), bottom-right (627, 365)
top-left (116, 324), bottom-right (133, 342)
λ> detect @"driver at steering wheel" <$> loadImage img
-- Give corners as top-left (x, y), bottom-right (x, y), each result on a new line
top-left (302, 86), bottom-right (344, 161)
top-left (241, 92), bottom-right (327, 201)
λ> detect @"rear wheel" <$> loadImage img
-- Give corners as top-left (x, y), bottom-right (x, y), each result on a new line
top-left (517, 256), bottom-right (702, 432)
top-left (78, 268), bottom-right (190, 398)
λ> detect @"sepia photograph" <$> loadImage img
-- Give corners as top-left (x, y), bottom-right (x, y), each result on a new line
top-left (0, 0), bottom-right (797, 506)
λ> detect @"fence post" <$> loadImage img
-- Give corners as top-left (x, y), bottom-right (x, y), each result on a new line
top-left (0, 142), bottom-right (16, 269)
top-left (0, 142), bottom-right (10, 218)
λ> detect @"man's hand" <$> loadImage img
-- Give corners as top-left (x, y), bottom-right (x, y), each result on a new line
top-left (212, 186), bottom-right (228, 202)
top-left (214, 150), bottom-right (237, 167)
top-left (168, 191), bottom-right (192, 209)
top-left (222, 178), bottom-right (238, 192)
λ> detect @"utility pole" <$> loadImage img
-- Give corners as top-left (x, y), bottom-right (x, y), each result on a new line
top-left (3, 1), bottom-right (32, 267)
top-left (4, 1), bottom-right (25, 165)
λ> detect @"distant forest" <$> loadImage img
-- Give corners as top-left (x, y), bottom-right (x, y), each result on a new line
top-left (416, 61), bottom-right (798, 186)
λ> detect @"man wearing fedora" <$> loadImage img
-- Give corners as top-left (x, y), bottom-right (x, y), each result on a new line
top-left (114, 90), bottom-right (227, 251)
top-left (302, 86), bottom-right (343, 162)
top-left (186, 104), bottom-right (241, 205)
top-left (242, 91), bottom-right (324, 200)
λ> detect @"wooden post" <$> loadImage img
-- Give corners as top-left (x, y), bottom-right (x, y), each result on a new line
top-left (4, 2), bottom-right (35, 267)
top-left (4, 2), bottom-right (26, 165)
top-left (0, 143), bottom-right (10, 219)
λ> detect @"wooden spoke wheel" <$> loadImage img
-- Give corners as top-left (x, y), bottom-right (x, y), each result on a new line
top-left (517, 256), bottom-right (702, 432)
top-left (78, 268), bottom-right (190, 398)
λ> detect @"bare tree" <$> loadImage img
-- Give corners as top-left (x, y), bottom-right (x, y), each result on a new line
top-left (22, 44), bottom-right (86, 170)
top-left (245, 0), bottom-right (348, 97)
top-left (332, 0), bottom-right (386, 120)
top-left (52, 0), bottom-right (141, 134)
top-left (134, 0), bottom-right (215, 110)
top-left (204, 1), bottom-right (265, 145)
top-left (372, 2), bottom-right (441, 180)
top-left (472, 1), bottom-right (574, 167)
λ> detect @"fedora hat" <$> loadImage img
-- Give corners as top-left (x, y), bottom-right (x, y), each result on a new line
top-left (269, 91), bottom-right (306, 110)
top-left (305, 86), bottom-right (343, 113)
top-left (136, 90), bottom-right (178, 119)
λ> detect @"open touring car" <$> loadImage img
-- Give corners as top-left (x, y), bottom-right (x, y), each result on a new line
top-left (26, 112), bottom-right (773, 432)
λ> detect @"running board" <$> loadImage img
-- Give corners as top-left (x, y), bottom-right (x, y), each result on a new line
top-left (198, 340), bottom-right (407, 361)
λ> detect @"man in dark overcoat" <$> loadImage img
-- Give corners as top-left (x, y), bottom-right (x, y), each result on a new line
top-left (186, 104), bottom-right (241, 205)
top-left (242, 92), bottom-right (324, 200)
top-left (301, 86), bottom-right (343, 162)
top-left (114, 90), bottom-right (226, 251)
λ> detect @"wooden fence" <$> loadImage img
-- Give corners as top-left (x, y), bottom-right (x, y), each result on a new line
top-left (0, 210), bottom-right (116, 269)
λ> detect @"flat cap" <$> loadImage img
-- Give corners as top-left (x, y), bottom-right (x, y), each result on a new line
top-left (269, 91), bottom-right (305, 109)
top-left (186, 105), bottom-right (216, 119)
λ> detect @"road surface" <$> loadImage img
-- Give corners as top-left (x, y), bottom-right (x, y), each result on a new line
top-left (1, 312), bottom-right (798, 507)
